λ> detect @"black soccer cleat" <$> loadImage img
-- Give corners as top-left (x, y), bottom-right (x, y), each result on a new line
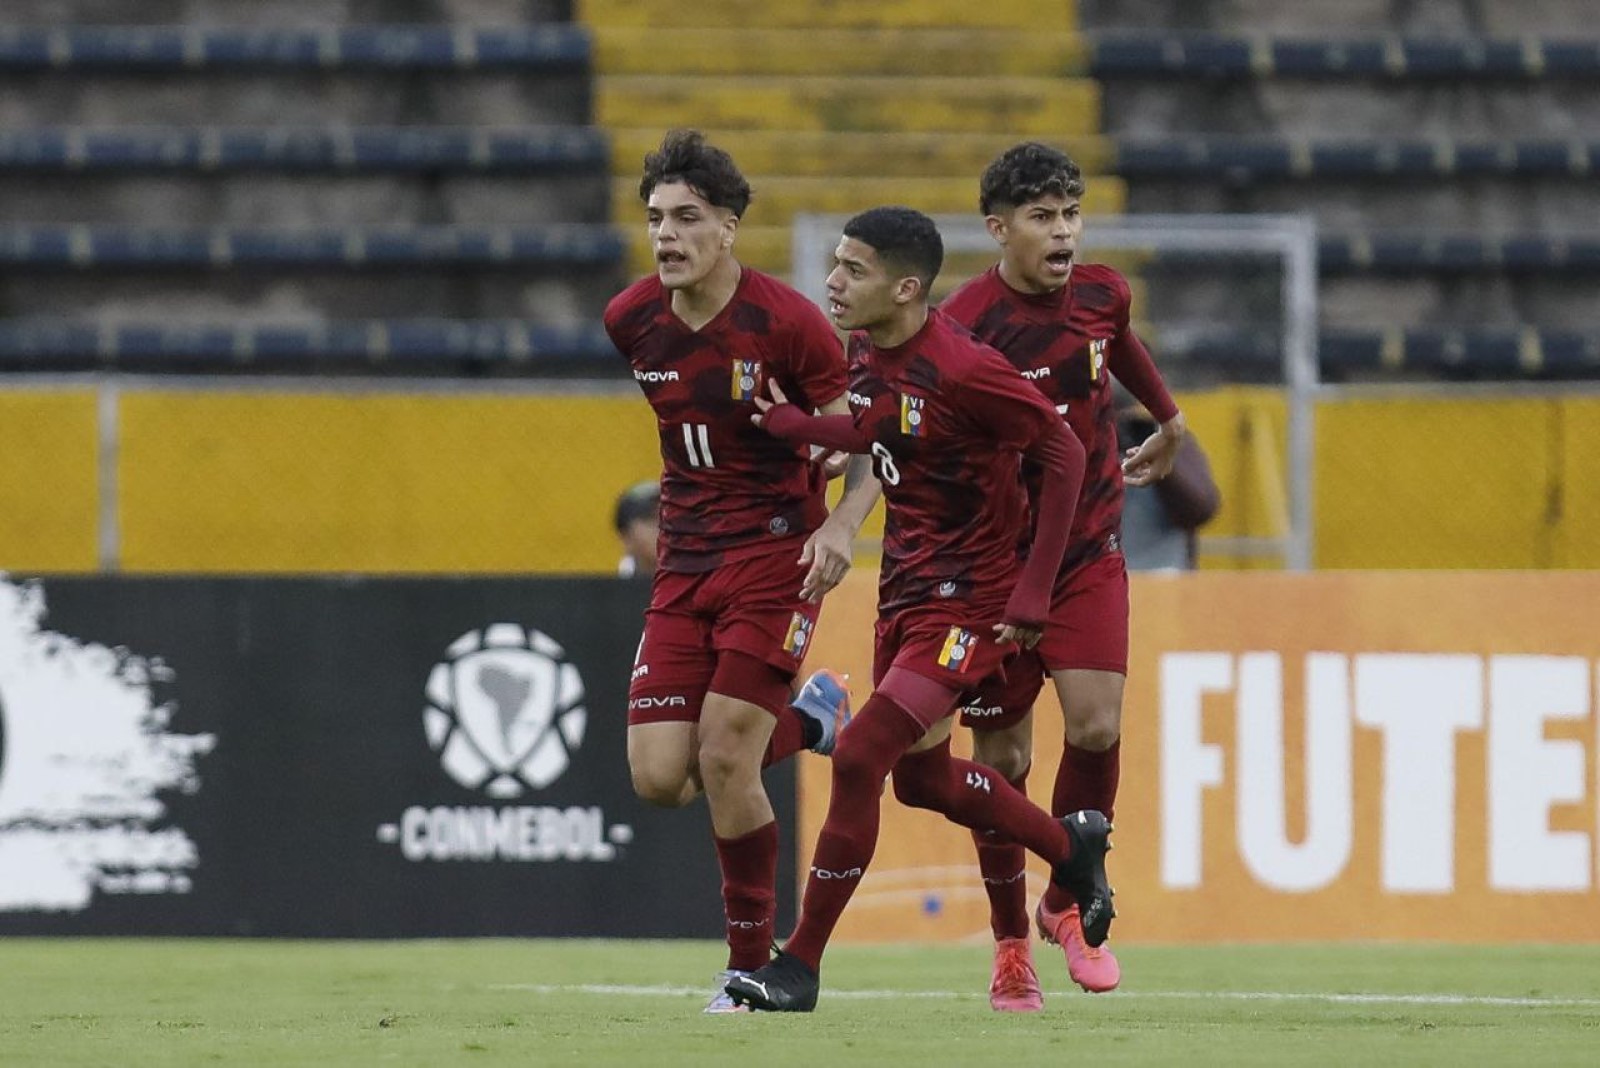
top-left (723, 950), bottom-right (820, 1013)
top-left (1050, 809), bottom-right (1116, 947)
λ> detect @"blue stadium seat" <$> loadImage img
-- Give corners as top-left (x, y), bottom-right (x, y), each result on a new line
top-left (1318, 234), bottom-right (1600, 273)
top-left (0, 25), bottom-right (589, 71)
top-left (1319, 329), bottom-right (1600, 375)
top-left (1162, 328), bottom-right (1600, 376)
top-left (6, 318), bottom-right (1590, 378)
top-left (1114, 137), bottom-right (1600, 179)
top-left (0, 127), bottom-right (608, 173)
top-left (0, 318), bottom-right (614, 366)
top-left (0, 225), bottom-right (624, 269)
top-left (1090, 34), bottom-right (1600, 80)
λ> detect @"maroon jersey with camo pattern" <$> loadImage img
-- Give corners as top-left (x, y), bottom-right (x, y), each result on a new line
top-left (943, 262), bottom-right (1166, 576)
top-left (844, 308), bottom-right (1063, 614)
top-left (605, 268), bottom-right (847, 574)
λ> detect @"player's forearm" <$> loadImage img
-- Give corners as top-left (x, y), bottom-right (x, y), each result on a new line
top-left (829, 455), bottom-right (882, 533)
top-left (1007, 422), bottom-right (1086, 625)
top-left (1108, 331), bottom-right (1180, 424)
top-left (761, 405), bottom-right (873, 454)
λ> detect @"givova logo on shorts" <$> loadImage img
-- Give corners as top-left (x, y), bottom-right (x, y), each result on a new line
top-left (0, 577), bottom-right (214, 913)
top-left (376, 624), bottom-right (632, 863)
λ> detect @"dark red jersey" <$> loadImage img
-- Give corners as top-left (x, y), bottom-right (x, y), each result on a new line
top-left (605, 268), bottom-right (847, 574)
top-left (943, 262), bottom-right (1173, 575)
top-left (843, 308), bottom-right (1064, 614)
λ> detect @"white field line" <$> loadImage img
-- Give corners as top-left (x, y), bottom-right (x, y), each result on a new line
top-left (489, 983), bottom-right (1600, 1009)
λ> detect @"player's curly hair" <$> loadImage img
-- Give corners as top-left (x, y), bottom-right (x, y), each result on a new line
top-left (638, 129), bottom-right (752, 217)
top-left (842, 206), bottom-right (944, 295)
top-left (979, 142), bottom-right (1087, 215)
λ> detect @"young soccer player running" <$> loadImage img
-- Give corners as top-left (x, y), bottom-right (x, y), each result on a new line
top-left (724, 206), bottom-right (1114, 1014)
top-left (605, 130), bottom-right (880, 1013)
top-left (941, 142), bottom-right (1188, 1009)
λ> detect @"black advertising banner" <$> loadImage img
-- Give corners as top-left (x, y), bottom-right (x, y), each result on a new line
top-left (0, 576), bottom-right (797, 937)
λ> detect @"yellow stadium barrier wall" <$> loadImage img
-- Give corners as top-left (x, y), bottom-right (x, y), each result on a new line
top-left (1, 387), bottom-right (1596, 574)
top-left (0, 390), bottom-right (100, 572)
top-left (800, 569), bottom-right (1600, 944)
top-left (116, 390), bottom-right (660, 574)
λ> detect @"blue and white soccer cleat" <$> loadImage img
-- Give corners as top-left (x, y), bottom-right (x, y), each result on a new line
top-left (704, 969), bottom-right (753, 1014)
top-left (791, 669), bottom-right (852, 756)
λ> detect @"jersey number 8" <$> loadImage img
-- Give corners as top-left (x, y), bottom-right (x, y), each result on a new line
top-left (871, 441), bottom-right (900, 486)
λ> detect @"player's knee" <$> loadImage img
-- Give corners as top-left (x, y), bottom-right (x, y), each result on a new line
top-left (629, 764), bottom-right (694, 808)
top-left (830, 730), bottom-right (887, 796)
top-left (889, 759), bottom-right (946, 811)
top-left (972, 733), bottom-right (1031, 782)
top-left (695, 735), bottom-right (750, 792)
top-left (1066, 707), bottom-right (1121, 753)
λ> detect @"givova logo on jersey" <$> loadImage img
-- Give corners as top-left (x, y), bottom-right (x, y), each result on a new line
top-left (0, 577), bottom-right (214, 914)
top-left (376, 624), bottom-right (632, 864)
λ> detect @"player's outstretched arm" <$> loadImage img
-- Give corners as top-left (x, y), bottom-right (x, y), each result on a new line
top-left (752, 379), bottom-right (872, 455)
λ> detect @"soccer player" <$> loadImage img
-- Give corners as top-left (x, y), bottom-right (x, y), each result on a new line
top-left (941, 142), bottom-right (1188, 1009)
top-left (724, 206), bottom-right (1113, 1014)
top-left (605, 130), bottom-right (880, 1013)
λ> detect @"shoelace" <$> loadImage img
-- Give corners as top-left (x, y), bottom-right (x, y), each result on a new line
top-left (993, 948), bottom-right (1036, 994)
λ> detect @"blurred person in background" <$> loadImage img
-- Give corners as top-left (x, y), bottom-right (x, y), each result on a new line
top-left (613, 479), bottom-right (661, 578)
top-left (1116, 397), bottom-right (1220, 571)
top-left (942, 142), bottom-right (1188, 1008)
top-left (605, 130), bottom-right (878, 1013)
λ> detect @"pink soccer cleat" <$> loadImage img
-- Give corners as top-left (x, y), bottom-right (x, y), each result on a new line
top-left (1036, 900), bottom-right (1121, 993)
top-left (988, 936), bottom-right (1044, 1012)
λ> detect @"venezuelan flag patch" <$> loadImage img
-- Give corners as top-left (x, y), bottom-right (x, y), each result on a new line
top-left (1088, 338), bottom-right (1107, 382)
top-left (782, 611), bottom-right (813, 655)
top-left (936, 626), bottom-right (978, 673)
top-left (732, 359), bottom-right (761, 401)
top-left (900, 394), bottom-right (926, 436)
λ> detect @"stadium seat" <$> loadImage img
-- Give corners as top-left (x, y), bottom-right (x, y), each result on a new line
top-left (0, 25), bottom-right (590, 71)
top-left (1112, 137), bottom-right (1600, 179)
top-left (0, 317), bottom-right (614, 367)
top-left (0, 126), bottom-right (608, 173)
top-left (0, 224), bottom-right (623, 268)
top-left (1089, 34), bottom-right (1600, 80)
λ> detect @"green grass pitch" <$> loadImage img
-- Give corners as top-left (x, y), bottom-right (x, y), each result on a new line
top-left (2, 939), bottom-right (1596, 1066)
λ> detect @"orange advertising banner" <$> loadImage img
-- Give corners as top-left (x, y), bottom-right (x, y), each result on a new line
top-left (799, 571), bottom-right (1600, 943)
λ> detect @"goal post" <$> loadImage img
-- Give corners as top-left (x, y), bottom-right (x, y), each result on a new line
top-left (791, 212), bottom-right (1319, 571)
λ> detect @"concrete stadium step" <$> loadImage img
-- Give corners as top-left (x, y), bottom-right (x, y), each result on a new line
top-left (596, 76), bottom-right (1099, 135)
top-left (613, 175), bottom-right (1127, 237)
top-left (578, 0), bottom-right (1077, 31)
top-left (608, 129), bottom-right (1113, 179)
top-left (591, 27), bottom-right (1086, 77)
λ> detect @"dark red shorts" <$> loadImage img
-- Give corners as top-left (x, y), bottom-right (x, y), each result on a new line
top-left (627, 542), bottom-right (818, 726)
top-left (959, 550), bottom-right (1130, 732)
top-left (873, 599), bottom-right (1022, 730)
